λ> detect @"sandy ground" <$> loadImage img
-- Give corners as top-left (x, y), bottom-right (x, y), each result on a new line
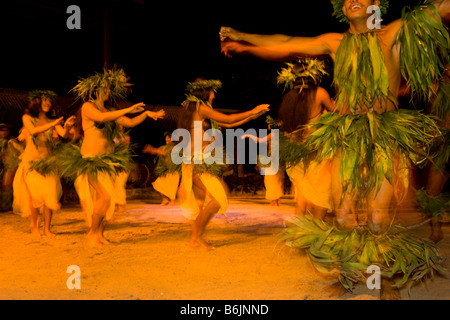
top-left (0, 196), bottom-right (449, 301)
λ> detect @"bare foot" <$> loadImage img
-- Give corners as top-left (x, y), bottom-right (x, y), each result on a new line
top-left (266, 200), bottom-right (279, 206)
top-left (160, 198), bottom-right (170, 206)
top-left (116, 204), bottom-right (126, 212)
top-left (44, 229), bottom-right (56, 239)
top-left (368, 210), bottom-right (391, 235)
top-left (85, 232), bottom-right (102, 248)
top-left (196, 237), bottom-right (216, 251)
top-left (325, 281), bottom-right (349, 298)
top-left (380, 278), bottom-right (401, 300)
top-left (189, 237), bottom-right (200, 248)
top-left (169, 200), bottom-right (176, 206)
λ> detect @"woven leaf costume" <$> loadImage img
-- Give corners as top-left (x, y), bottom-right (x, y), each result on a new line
top-left (281, 1), bottom-right (449, 292)
top-left (304, 1), bottom-right (448, 200)
top-left (59, 67), bottom-right (134, 181)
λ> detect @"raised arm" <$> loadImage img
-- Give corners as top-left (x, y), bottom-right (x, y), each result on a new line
top-left (82, 101), bottom-right (145, 123)
top-left (220, 27), bottom-right (295, 46)
top-left (54, 115), bottom-right (76, 138)
top-left (221, 31), bottom-right (342, 61)
top-left (199, 104), bottom-right (269, 125)
top-left (22, 114), bottom-right (63, 136)
top-left (117, 109), bottom-right (165, 128)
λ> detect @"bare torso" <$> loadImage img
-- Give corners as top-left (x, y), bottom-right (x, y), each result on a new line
top-left (22, 117), bottom-right (53, 162)
top-left (325, 26), bottom-right (401, 114)
top-left (81, 102), bottom-right (113, 156)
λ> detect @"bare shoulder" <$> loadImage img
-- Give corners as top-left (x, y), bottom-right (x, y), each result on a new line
top-left (378, 20), bottom-right (403, 48)
top-left (81, 101), bottom-right (96, 110)
top-left (319, 32), bottom-right (345, 55)
top-left (316, 87), bottom-right (331, 99)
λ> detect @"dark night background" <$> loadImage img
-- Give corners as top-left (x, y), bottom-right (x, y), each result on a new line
top-left (0, 0), bottom-right (437, 188)
top-left (0, 0), bottom-right (427, 153)
top-left (1, 0), bottom-right (422, 108)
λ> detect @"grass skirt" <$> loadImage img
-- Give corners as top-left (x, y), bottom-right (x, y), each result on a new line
top-left (13, 161), bottom-right (62, 217)
top-left (152, 172), bottom-right (180, 201)
top-left (280, 215), bottom-right (446, 293)
top-left (178, 163), bottom-right (228, 221)
top-left (300, 110), bottom-right (442, 200)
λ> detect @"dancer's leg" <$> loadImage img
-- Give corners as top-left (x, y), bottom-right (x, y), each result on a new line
top-left (86, 175), bottom-right (111, 246)
top-left (367, 178), bottom-right (394, 235)
top-left (331, 156), bottom-right (357, 229)
top-left (43, 206), bottom-right (55, 238)
top-left (191, 174), bottom-right (220, 250)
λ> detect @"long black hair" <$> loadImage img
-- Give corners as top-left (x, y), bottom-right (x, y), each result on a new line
top-left (278, 78), bottom-right (318, 135)
top-left (25, 97), bottom-right (53, 119)
top-left (178, 80), bottom-right (213, 132)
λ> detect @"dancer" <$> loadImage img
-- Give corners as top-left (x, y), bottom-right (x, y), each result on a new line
top-left (143, 131), bottom-right (181, 206)
top-left (276, 58), bottom-right (334, 217)
top-left (0, 124), bottom-right (23, 212)
top-left (244, 59), bottom-right (335, 214)
top-left (243, 118), bottom-right (285, 206)
top-left (64, 67), bottom-right (165, 247)
top-left (13, 90), bottom-right (76, 239)
top-left (221, 0), bottom-right (449, 297)
top-left (177, 78), bottom-right (269, 250)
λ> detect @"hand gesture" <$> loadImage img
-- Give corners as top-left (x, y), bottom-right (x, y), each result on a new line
top-left (221, 41), bottom-right (247, 58)
top-left (147, 109), bottom-right (165, 120)
top-left (219, 26), bottom-right (241, 41)
top-left (251, 104), bottom-right (270, 117)
top-left (52, 116), bottom-right (64, 127)
top-left (64, 115), bottom-right (76, 128)
top-left (128, 102), bottom-right (145, 114)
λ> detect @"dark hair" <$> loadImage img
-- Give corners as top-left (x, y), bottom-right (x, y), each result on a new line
top-left (278, 84), bottom-right (317, 135)
top-left (25, 98), bottom-right (46, 118)
top-left (178, 85), bottom-right (213, 131)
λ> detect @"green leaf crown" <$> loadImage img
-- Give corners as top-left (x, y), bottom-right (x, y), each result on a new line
top-left (331, 0), bottom-right (389, 24)
top-left (70, 66), bottom-right (132, 102)
top-left (277, 58), bottom-right (328, 92)
top-left (28, 90), bottom-right (57, 102)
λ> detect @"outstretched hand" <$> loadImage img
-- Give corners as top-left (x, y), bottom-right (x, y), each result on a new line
top-left (252, 104), bottom-right (270, 117)
top-left (64, 115), bottom-right (76, 128)
top-left (53, 116), bottom-right (64, 127)
top-left (129, 102), bottom-right (146, 114)
top-left (148, 109), bottom-right (165, 120)
top-left (219, 26), bottom-right (241, 42)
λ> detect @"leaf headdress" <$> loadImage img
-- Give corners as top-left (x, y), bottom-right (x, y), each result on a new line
top-left (28, 90), bottom-right (57, 102)
top-left (185, 79), bottom-right (222, 94)
top-left (330, 0), bottom-right (389, 24)
top-left (70, 66), bottom-right (132, 103)
top-left (277, 58), bottom-right (328, 92)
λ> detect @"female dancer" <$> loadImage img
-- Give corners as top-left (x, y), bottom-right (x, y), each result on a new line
top-left (67, 67), bottom-right (165, 247)
top-left (277, 59), bottom-right (335, 218)
top-left (245, 58), bottom-right (335, 217)
top-left (13, 90), bottom-right (75, 239)
top-left (143, 131), bottom-right (181, 206)
top-left (177, 78), bottom-right (269, 250)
